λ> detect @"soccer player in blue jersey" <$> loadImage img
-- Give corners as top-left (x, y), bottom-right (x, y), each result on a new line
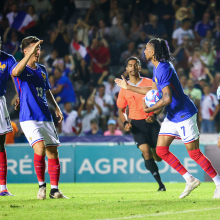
top-left (115, 38), bottom-right (220, 199)
top-left (11, 36), bottom-right (67, 199)
top-left (0, 36), bottom-right (16, 196)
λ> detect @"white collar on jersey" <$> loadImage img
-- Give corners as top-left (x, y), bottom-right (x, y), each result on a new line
top-left (128, 77), bottom-right (143, 87)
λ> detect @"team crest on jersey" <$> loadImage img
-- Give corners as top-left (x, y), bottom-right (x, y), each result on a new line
top-left (155, 77), bottom-right (158, 85)
top-left (0, 62), bottom-right (6, 72)
top-left (29, 137), bottom-right (32, 141)
top-left (41, 72), bottom-right (46, 81)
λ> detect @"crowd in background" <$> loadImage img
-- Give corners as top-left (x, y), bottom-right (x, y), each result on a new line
top-left (1, 0), bottom-right (220, 142)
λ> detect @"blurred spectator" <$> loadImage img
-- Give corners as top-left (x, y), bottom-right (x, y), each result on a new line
top-left (184, 79), bottom-right (202, 108)
top-left (129, 17), bottom-right (141, 41)
top-left (27, 5), bottom-right (38, 22)
top-left (95, 84), bottom-right (114, 117)
top-left (98, 72), bottom-right (120, 99)
top-left (78, 95), bottom-right (102, 134)
top-left (63, 54), bottom-right (75, 77)
top-left (44, 49), bottom-right (59, 74)
top-left (110, 14), bottom-right (128, 47)
top-left (120, 41), bottom-right (135, 64)
top-left (62, 102), bottom-right (81, 135)
top-left (200, 39), bottom-right (216, 73)
top-left (135, 31), bottom-right (149, 49)
top-left (30, 0), bottom-right (52, 16)
top-left (173, 35), bottom-right (191, 72)
top-left (195, 13), bottom-right (213, 42)
top-left (157, 0), bottom-right (174, 41)
top-left (179, 74), bottom-right (188, 90)
top-left (73, 18), bottom-right (89, 47)
top-left (188, 46), bottom-right (206, 83)
top-left (173, 0), bottom-right (194, 29)
top-left (85, 0), bottom-right (104, 26)
top-left (176, 67), bottom-right (185, 77)
top-left (199, 83), bottom-right (219, 133)
top-left (5, 121), bottom-right (18, 144)
top-left (97, 20), bottom-right (110, 39)
top-left (86, 119), bottom-right (103, 136)
top-left (19, 0), bottom-right (29, 11)
top-left (212, 73), bottom-right (220, 94)
top-left (51, 68), bottom-right (76, 105)
top-left (109, 0), bottom-right (120, 25)
top-left (50, 19), bottom-right (70, 57)
top-left (3, 27), bottom-right (19, 56)
top-left (6, 1), bottom-right (35, 33)
top-left (142, 14), bottom-right (167, 40)
top-left (89, 38), bottom-right (111, 82)
top-left (172, 18), bottom-right (194, 49)
top-left (104, 119), bottom-right (123, 136)
top-left (212, 14), bottom-right (220, 49)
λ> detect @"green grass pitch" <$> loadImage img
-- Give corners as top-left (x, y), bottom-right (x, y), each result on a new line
top-left (0, 182), bottom-right (220, 220)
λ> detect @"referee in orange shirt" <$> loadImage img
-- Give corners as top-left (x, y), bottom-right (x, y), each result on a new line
top-left (117, 57), bottom-right (165, 191)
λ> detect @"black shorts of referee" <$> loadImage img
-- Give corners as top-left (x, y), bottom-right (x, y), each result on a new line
top-left (130, 119), bottom-right (160, 148)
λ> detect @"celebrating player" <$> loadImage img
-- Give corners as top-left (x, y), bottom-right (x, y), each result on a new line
top-left (117, 57), bottom-right (166, 191)
top-left (0, 36), bottom-right (16, 196)
top-left (115, 38), bottom-right (220, 199)
top-left (11, 36), bottom-right (67, 199)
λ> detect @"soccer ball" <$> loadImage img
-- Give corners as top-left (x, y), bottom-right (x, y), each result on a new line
top-left (144, 90), bottom-right (163, 107)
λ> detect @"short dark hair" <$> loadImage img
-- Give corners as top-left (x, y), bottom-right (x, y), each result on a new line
top-left (20, 36), bottom-right (40, 52)
top-left (98, 84), bottom-right (105, 89)
top-left (125, 56), bottom-right (141, 67)
top-left (148, 38), bottom-right (174, 62)
top-left (90, 119), bottom-right (98, 124)
top-left (182, 18), bottom-right (191, 25)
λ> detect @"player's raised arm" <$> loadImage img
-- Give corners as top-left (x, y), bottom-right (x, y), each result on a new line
top-left (12, 40), bottom-right (43, 77)
top-left (115, 75), bottom-right (152, 95)
top-left (143, 85), bottom-right (172, 113)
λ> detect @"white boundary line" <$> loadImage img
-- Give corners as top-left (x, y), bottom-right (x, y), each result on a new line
top-left (97, 207), bottom-right (220, 220)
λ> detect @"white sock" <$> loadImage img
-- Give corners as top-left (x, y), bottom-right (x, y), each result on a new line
top-left (1, 185), bottom-right (7, 191)
top-left (182, 172), bottom-right (192, 181)
top-left (39, 181), bottom-right (45, 186)
top-left (212, 175), bottom-right (220, 186)
top-left (51, 185), bottom-right (58, 189)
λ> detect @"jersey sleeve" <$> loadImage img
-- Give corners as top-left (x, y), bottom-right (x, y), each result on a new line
top-left (117, 89), bottom-right (127, 109)
top-left (213, 95), bottom-right (219, 106)
top-left (157, 63), bottom-right (172, 90)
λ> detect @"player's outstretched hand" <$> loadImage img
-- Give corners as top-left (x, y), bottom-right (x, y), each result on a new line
top-left (30, 40), bottom-right (43, 55)
top-left (124, 122), bottom-right (132, 132)
top-left (114, 75), bottom-right (128, 89)
top-left (15, 97), bottom-right (20, 110)
top-left (217, 86), bottom-right (220, 100)
top-left (55, 107), bottom-right (63, 123)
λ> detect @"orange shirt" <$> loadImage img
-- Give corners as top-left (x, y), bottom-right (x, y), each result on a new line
top-left (6, 121), bottom-right (18, 144)
top-left (117, 77), bottom-right (153, 120)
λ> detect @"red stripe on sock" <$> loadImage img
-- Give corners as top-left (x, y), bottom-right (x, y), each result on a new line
top-left (0, 151), bottom-right (7, 185)
top-left (34, 154), bottom-right (45, 182)
top-left (156, 146), bottom-right (187, 175)
top-left (48, 158), bottom-right (60, 186)
top-left (188, 149), bottom-right (217, 178)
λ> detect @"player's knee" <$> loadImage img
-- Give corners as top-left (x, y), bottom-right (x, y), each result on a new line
top-left (46, 147), bottom-right (58, 159)
top-left (156, 146), bottom-right (169, 158)
top-left (142, 151), bottom-right (151, 160)
top-left (33, 142), bottom-right (45, 155)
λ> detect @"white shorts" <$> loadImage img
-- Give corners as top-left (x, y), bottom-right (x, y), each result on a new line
top-left (0, 96), bottom-right (13, 135)
top-left (159, 114), bottom-right (200, 144)
top-left (20, 120), bottom-right (60, 147)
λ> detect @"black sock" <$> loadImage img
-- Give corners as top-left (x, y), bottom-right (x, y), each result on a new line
top-left (50, 188), bottom-right (59, 194)
top-left (39, 183), bottom-right (46, 188)
top-left (144, 158), bottom-right (164, 188)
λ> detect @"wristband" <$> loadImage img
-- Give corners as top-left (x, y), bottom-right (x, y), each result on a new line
top-left (123, 121), bottom-right (129, 126)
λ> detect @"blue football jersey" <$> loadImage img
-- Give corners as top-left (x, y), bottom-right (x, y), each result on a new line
top-left (0, 51), bottom-right (16, 96)
top-left (153, 61), bottom-right (197, 122)
top-left (11, 63), bottom-right (53, 122)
